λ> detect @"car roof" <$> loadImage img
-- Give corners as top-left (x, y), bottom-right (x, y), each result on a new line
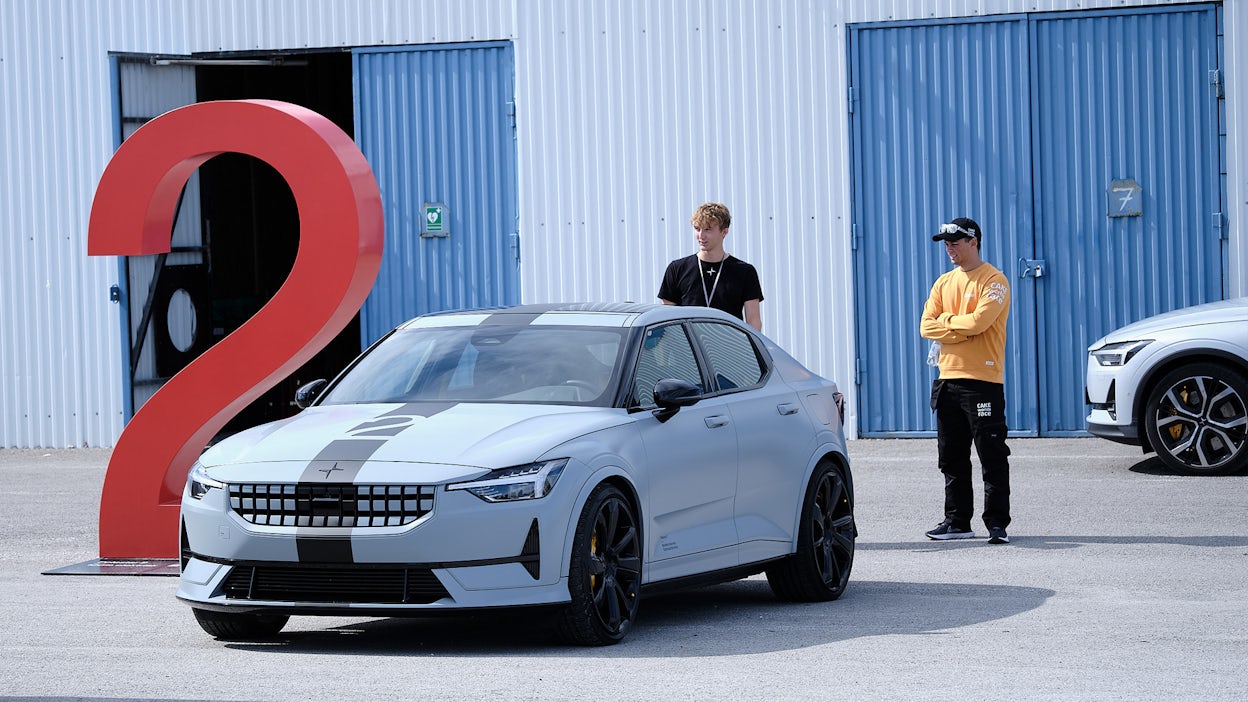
top-left (396, 302), bottom-right (745, 331)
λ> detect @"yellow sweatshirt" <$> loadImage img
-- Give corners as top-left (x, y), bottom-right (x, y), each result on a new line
top-left (919, 262), bottom-right (1010, 384)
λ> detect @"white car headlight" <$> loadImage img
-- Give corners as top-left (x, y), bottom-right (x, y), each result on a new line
top-left (188, 462), bottom-right (226, 500)
top-left (447, 458), bottom-right (568, 503)
top-left (1091, 340), bottom-right (1152, 367)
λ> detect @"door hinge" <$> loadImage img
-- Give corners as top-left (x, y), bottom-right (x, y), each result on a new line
top-left (1214, 211), bottom-right (1227, 239)
top-left (847, 86), bottom-right (857, 114)
top-left (851, 223), bottom-right (861, 250)
top-left (510, 231), bottom-right (521, 263)
top-left (506, 100), bottom-right (517, 130)
top-left (1210, 69), bottom-right (1224, 99)
top-left (854, 357), bottom-right (862, 386)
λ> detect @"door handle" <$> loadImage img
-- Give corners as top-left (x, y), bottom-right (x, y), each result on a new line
top-left (777, 403), bottom-right (800, 415)
top-left (704, 415), bottom-right (730, 428)
top-left (1019, 258), bottom-right (1046, 279)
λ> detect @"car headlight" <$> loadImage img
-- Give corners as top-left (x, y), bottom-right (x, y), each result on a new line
top-left (188, 462), bottom-right (226, 500)
top-left (1091, 340), bottom-right (1152, 367)
top-left (447, 458), bottom-right (568, 503)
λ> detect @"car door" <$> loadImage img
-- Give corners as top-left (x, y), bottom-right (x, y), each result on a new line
top-left (630, 323), bottom-right (741, 581)
top-left (689, 321), bottom-right (815, 563)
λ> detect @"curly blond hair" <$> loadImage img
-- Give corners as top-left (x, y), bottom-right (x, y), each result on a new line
top-left (691, 202), bottom-right (731, 230)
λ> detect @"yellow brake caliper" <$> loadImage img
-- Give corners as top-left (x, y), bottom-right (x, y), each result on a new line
top-left (1169, 387), bottom-right (1189, 440)
top-left (590, 531), bottom-right (599, 589)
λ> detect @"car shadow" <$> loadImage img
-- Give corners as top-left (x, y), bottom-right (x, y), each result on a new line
top-left (1127, 453), bottom-right (1248, 476)
top-left (1128, 454), bottom-right (1184, 475)
top-left (223, 578), bottom-right (1053, 657)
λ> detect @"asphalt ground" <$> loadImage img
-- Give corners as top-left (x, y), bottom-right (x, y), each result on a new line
top-left (2, 438), bottom-right (1245, 701)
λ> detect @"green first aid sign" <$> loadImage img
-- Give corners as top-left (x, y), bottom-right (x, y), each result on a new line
top-left (423, 203), bottom-right (448, 237)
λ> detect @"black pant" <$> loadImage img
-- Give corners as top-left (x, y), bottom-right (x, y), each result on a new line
top-left (932, 379), bottom-right (1011, 530)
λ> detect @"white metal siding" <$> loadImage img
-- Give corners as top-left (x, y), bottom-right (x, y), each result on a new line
top-left (183, 0), bottom-right (517, 52)
top-left (513, 1), bottom-right (858, 430)
top-left (1226, 0), bottom-right (1248, 292)
top-left (844, 0), bottom-right (1205, 23)
top-left (0, 0), bottom-right (191, 448)
top-left (1, 0), bottom-right (1244, 447)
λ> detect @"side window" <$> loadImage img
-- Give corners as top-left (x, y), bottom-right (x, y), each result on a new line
top-left (691, 322), bottom-right (765, 392)
top-left (632, 324), bottom-right (703, 406)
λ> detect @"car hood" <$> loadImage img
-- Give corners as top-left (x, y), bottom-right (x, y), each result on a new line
top-left (1097, 297), bottom-right (1248, 344)
top-left (199, 402), bottom-right (630, 472)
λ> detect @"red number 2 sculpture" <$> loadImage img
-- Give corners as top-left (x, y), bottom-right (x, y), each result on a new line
top-left (88, 100), bottom-right (384, 558)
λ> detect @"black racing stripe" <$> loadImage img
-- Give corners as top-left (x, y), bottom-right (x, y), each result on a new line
top-left (384, 401), bottom-right (458, 418)
top-left (296, 438), bottom-right (387, 564)
top-left (480, 311), bottom-right (542, 326)
top-left (292, 404), bottom-right (457, 564)
top-left (348, 417), bottom-right (412, 437)
top-left (298, 439), bottom-right (386, 483)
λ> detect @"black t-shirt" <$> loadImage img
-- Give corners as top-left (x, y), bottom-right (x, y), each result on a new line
top-left (658, 254), bottom-right (764, 320)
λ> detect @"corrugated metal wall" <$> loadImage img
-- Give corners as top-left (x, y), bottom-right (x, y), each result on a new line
top-left (0, 1), bottom-right (192, 448)
top-left (844, 0), bottom-right (1208, 23)
top-left (354, 43), bottom-right (520, 344)
top-left (851, 4), bottom-right (1223, 437)
top-left (182, 0), bottom-right (517, 52)
top-left (1031, 5), bottom-right (1223, 432)
top-left (2, 0), bottom-right (1246, 447)
top-left (513, 0), bottom-right (858, 431)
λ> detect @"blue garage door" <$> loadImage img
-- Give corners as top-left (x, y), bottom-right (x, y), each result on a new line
top-left (850, 17), bottom-right (1038, 436)
top-left (850, 5), bottom-right (1223, 436)
top-left (1031, 7), bottom-right (1223, 433)
top-left (354, 42), bottom-right (520, 344)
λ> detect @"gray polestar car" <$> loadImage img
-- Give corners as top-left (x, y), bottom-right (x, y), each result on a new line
top-left (178, 302), bottom-right (855, 645)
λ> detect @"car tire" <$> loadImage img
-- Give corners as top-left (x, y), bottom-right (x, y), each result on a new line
top-left (766, 460), bottom-right (855, 602)
top-left (556, 483), bottom-right (642, 645)
top-left (192, 607), bottom-right (289, 640)
top-left (1143, 362), bottom-right (1248, 476)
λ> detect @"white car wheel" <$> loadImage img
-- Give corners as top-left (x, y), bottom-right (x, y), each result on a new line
top-left (1143, 362), bottom-right (1248, 475)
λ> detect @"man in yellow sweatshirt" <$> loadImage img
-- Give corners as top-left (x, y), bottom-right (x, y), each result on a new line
top-left (919, 217), bottom-right (1012, 544)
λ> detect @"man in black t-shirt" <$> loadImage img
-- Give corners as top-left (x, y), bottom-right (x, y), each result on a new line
top-left (658, 202), bottom-right (764, 331)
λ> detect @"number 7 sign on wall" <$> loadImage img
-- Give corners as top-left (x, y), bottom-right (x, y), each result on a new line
top-left (88, 100), bottom-right (384, 559)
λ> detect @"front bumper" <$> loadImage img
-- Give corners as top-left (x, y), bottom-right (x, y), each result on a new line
top-left (177, 467), bottom-right (583, 613)
top-left (1085, 418), bottom-right (1141, 446)
top-left (1085, 352), bottom-right (1144, 443)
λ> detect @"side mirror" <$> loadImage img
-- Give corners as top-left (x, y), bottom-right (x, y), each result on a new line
top-left (652, 378), bottom-right (701, 422)
top-left (294, 379), bottom-right (328, 409)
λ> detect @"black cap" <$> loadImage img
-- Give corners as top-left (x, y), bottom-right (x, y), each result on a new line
top-left (932, 217), bottom-right (981, 243)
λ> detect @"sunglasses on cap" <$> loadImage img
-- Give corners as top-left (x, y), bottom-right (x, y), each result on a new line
top-left (938, 222), bottom-right (975, 238)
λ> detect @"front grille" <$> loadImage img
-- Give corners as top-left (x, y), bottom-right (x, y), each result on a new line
top-left (224, 564), bottom-right (449, 604)
top-left (228, 484), bottom-right (435, 527)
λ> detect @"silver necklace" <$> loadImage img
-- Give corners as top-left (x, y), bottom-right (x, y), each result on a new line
top-left (699, 253), bottom-right (728, 306)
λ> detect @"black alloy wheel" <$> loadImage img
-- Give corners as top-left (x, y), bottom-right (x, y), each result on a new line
top-left (557, 483), bottom-right (643, 645)
top-left (1144, 362), bottom-right (1248, 476)
top-left (766, 460), bottom-right (856, 602)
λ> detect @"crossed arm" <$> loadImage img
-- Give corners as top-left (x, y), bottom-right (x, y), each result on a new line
top-left (920, 289), bottom-right (1006, 344)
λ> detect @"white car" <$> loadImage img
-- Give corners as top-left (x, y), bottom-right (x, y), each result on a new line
top-left (1086, 297), bottom-right (1248, 475)
top-left (178, 303), bottom-right (854, 645)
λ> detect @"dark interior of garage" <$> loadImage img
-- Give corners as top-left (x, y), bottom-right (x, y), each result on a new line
top-left (192, 51), bottom-right (360, 437)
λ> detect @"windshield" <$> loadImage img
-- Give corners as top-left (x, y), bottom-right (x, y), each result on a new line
top-left (321, 325), bottom-right (626, 406)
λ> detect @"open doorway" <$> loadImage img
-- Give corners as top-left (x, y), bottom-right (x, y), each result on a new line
top-left (194, 52), bottom-right (358, 435)
top-left (117, 50), bottom-right (361, 437)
